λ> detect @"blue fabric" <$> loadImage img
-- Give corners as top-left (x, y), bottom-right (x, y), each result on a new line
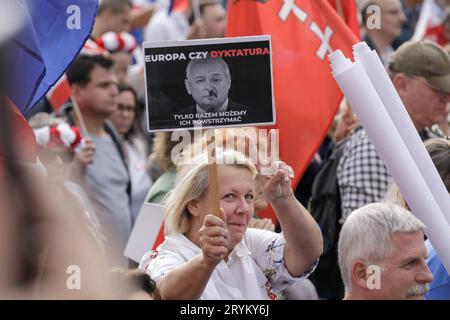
top-left (4, 0), bottom-right (98, 115)
top-left (425, 240), bottom-right (450, 300)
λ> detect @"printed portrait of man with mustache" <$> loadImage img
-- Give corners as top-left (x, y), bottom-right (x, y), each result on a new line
top-left (182, 57), bottom-right (248, 115)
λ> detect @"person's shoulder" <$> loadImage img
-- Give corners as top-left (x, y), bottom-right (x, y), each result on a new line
top-left (344, 127), bottom-right (377, 155)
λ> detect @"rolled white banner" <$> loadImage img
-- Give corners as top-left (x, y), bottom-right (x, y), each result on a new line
top-left (329, 50), bottom-right (450, 274)
top-left (353, 42), bottom-right (450, 226)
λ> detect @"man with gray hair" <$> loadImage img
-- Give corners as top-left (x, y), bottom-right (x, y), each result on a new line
top-left (338, 202), bottom-right (433, 300)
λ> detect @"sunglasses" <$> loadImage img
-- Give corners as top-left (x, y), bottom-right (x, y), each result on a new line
top-left (39, 149), bottom-right (74, 164)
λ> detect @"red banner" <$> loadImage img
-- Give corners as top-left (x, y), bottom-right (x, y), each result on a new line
top-left (227, 0), bottom-right (359, 222)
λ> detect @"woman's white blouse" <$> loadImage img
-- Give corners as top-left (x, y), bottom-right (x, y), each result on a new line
top-left (139, 228), bottom-right (318, 300)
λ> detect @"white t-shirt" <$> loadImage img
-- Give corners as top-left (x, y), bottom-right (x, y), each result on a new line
top-left (144, 10), bottom-right (190, 42)
top-left (139, 228), bottom-right (318, 300)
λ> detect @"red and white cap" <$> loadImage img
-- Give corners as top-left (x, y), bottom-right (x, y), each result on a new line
top-left (96, 31), bottom-right (137, 54)
top-left (33, 123), bottom-right (82, 151)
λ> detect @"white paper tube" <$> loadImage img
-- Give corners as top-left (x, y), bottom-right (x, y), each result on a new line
top-left (329, 50), bottom-right (450, 274)
top-left (353, 42), bottom-right (450, 226)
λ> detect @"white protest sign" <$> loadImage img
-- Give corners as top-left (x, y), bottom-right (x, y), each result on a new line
top-left (143, 35), bottom-right (275, 131)
top-left (124, 203), bottom-right (164, 263)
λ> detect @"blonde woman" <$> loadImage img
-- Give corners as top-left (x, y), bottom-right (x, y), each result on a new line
top-left (140, 148), bottom-right (323, 299)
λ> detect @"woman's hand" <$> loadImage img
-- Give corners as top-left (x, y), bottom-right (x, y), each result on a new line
top-left (198, 208), bottom-right (229, 267)
top-left (258, 161), bottom-right (295, 205)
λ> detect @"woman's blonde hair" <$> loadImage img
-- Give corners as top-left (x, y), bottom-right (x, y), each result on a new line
top-left (164, 148), bottom-right (258, 235)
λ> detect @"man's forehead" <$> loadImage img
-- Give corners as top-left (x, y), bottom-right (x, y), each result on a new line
top-left (189, 61), bottom-right (226, 76)
top-left (88, 66), bottom-right (118, 84)
top-left (389, 231), bottom-right (427, 260)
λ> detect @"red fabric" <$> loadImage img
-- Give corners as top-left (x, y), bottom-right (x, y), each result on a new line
top-left (151, 223), bottom-right (165, 250)
top-left (227, 0), bottom-right (358, 223)
top-left (47, 76), bottom-right (71, 111)
top-left (116, 32), bottom-right (126, 51)
top-left (47, 125), bottom-right (82, 150)
top-left (0, 99), bottom-right (37, 163)
top-left (328, 0), bottom-right (360, 37)
top-left (70, 126), bottom-right (82, 149)
top-left (173, 0), bottom-right (189, 13)
top-left (424, 25), bottom-right (450, 46)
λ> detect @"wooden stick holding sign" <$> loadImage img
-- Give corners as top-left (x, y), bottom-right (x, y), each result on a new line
top-left (207, 132), bottom-right (221, 217)
top-left (70, 95), bottom-right (89, 137)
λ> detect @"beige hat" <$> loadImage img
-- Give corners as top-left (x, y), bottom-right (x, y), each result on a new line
top-left (388, 41), bottom-right (450, 94)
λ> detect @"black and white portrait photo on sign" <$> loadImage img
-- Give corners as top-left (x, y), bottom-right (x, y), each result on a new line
top-left (143, 35), bottom-right (275, 131)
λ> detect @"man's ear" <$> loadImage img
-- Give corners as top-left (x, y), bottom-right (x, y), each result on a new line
top-left (185, 79), bottom-right (191, 95)
top-left (187, 199), bottom-right (200, 217)
top-left (71, 84), bottom-right (83, 102)
top-left (351, 260), bottom-right (370, 290)
top-left (392, 73), bottom-right (409, 99)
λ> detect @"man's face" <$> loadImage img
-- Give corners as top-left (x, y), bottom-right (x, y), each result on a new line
top-left (401, 75), bottom-right (450, 130)
top-left (371, 231), bottom-right (433, 300)
top-left (105, 7), bottom-right (132, 33)
top-left (76, 66), bottom-right (119, 117)
top-left (185, 60), bottom-right (231, 112)
top-left (202, 4), bottom-right (227, 38)
top-left (377, 0), bottom-right (406, 40)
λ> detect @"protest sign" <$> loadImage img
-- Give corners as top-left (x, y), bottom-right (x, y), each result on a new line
top-left (124, 203), bottom-right (164, 263)
top-left (143, 35), bottom-right (275, 131)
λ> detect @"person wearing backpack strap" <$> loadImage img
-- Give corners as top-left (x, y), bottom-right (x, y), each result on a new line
top-left (66, 54), bottom-right (133, 268)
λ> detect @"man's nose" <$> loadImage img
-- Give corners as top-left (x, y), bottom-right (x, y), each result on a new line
top-left (415, 260), bottom-right (434, 284)
top-left (110, 83), bottom-right (119, 96)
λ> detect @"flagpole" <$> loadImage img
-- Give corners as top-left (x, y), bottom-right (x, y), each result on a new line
top-left (207, 132), bottom-right (221, 217)
top-left (70, 95), bottom-right (89, 137)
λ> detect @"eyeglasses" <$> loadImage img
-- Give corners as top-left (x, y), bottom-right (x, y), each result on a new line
top-left (39, 149), bottom-right (74, 164)
top-left (408, 75), bottom-right (449, 101)
top-left (117, 104), bottom-right (136, 115)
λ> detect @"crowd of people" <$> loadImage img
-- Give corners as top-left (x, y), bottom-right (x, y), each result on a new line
top-left (0, 0), bottom-right (449, 300)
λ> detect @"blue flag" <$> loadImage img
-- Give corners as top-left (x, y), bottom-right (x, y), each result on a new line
top-left (4, 0), bottom-right (98, 115)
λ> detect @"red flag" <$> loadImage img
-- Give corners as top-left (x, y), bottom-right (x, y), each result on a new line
top-left (227, 0), bottom-right (359, 223)
top-left (47, 74), bottom-right (71, 111)
top-left (328, 0), bottom-right (360, 37)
